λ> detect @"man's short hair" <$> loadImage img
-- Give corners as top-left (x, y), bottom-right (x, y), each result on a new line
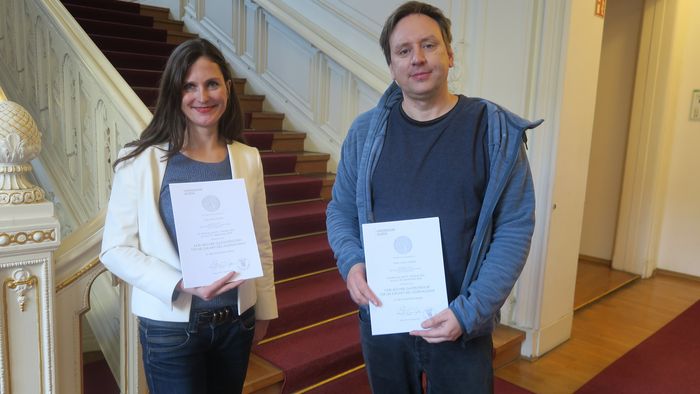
top-left (379, 1), bottom-right (453, 65)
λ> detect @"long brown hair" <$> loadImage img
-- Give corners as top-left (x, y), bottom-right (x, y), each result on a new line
top-left (114, 38), bottom-right (243, 168)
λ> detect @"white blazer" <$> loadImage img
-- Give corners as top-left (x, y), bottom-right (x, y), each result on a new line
top-left (100, 142), bottom-right (278, 322)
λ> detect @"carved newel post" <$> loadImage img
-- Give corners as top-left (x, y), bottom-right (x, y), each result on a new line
top-left (0, 100), bottom-right (59, 393)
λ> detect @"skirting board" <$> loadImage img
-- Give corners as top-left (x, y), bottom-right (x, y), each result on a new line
top-left (520, 312), bottom-right (573, 359)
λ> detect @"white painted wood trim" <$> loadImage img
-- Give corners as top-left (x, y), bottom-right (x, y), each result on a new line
top-left (613, 0), bottom-right (679, 278)
top-left (253, 0), bottom-right (390, 93)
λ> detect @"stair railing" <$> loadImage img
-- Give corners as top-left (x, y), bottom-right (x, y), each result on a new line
top-left (0, 0), bottom-right (153, 392)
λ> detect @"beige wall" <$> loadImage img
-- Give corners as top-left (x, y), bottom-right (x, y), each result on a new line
top-left (657, 1), bottom-right (700, 277)
top-left (580, 0), bottom-right (644, 261)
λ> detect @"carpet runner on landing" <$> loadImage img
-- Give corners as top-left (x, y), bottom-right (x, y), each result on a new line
top-left (576, 299), bottom-right (700, 393)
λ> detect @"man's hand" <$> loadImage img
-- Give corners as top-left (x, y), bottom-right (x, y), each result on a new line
top-left (346, 263), bottom-right (381, 307)
top-left (410, 308), bottom-right (463, 343)
top-left (178, 272), bottom-right (244, 301)
top-left (253, 319), bottom-right (270, 343)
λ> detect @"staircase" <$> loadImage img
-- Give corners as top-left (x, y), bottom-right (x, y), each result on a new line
top-left (59, 1), bottom-right (526, 393)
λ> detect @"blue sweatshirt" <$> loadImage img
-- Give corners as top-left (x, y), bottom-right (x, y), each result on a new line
top-left (326, 82), bottom-right (542, 340)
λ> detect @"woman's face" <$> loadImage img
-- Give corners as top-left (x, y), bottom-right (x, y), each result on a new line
top-left (180, 56), bottom-right (230, 135)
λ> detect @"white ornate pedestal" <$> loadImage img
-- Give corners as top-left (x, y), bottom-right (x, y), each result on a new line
top-left (0, 100), bottom-right (59, 393)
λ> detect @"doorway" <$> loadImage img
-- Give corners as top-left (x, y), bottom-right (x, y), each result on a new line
top-left (576, 0), bottom-right (644, 309)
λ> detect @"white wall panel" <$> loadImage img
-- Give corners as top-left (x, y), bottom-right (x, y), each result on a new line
top-left (242, 1), bottom-right (258, 68)
top-left (203, 0), bottom-right (232, 37)
top-left (354, 77), bottom-right (381, 118)
top-left (263, 17), bottom-right (316, 116)
top-left (321, 57), bottom-right (348, 143)
top-left (465, 0), bottom-right (536, 114)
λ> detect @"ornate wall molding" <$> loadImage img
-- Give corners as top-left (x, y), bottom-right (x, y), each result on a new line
top-left (0, 100), bottom-right (46, 205)
top-left (0, 0), bottom-right (150, 238)
top-left (5, 269), bottom-right (38, 312)
top-left (0, 256), bottom-right (54, 393)
top-left (0, 229), bottom-right (56, 248)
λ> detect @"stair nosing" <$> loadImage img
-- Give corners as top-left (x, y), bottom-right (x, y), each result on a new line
top-left (274, 267), bottom-right (338, 285)
top-left (257, 310), bottom-right (357, 345)
top-left (271, 230), bottom-right (327, 244)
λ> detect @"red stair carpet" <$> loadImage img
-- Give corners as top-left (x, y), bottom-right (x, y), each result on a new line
top-left (576, 299), bottom-right (700, 393)
top-left (83, 357), bottom-right (119, 394)
top-left (62, 1), bottom-right (533, 393)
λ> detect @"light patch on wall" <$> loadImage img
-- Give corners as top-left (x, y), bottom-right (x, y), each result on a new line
top-left (690, 90), bottom-right (700, 121)
top-left (595, 0), bottom-right (606, 17)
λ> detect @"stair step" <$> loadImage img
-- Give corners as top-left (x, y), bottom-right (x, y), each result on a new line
top-left (303, 173), bottom-right (335, 201)
top-left (167, 30), bottom-right (198, 45)
top-left (264, 175), bottom-right (322, 203)
top-left (248, 112), bottom-right (285, 129)
top-left (233, 78), bottom-right (247, 96)
top-left (261, 152), bottom-right (297, 175)
top-left (75, 17), bottom-right (168, 42)
top-left (132, 87), bottom-right (159, 107)
top-left (61, 0), bottom-right (140, 14)
top-left (244, 354), bottom-right (284, 394)
top-left (303, 366), bottom-right (369, 394)
top-left (268, 200), bottom-right (327, 240)
top-left (243, 130), bottom-right (306, 152)
top-left (64, 4), bottom-right (153, 27)
top-left (92, 34), bottom-right (177, 57)
top-left (254, 314), bottom-right (363, 394)
top-left (139, 4), bottom-right (171, 20)
top-left (271, 131), bottom-right (307, 152)
top-left (243, 131), bottom-right (275, 151)
top-left (266, 270), bottom-right (354, 339)
top-left (153, 18), bottom-right (184, 33)
top-left (117, 68), bottom-right (163, 88)
top-left (239, 94), bottom-right (265, 114)
top-left (261, 151), bottom-right (330, 175)
top-left (272, 234), bottom-right (335, 281)
top-left (492, 324), bottom-right (526, 368)
top-left (102, 51), bottom-right (168, 72)
top-left (103, 50), bottom-right (168, 71)
top-left (295, 152), bottom-right (330, 174)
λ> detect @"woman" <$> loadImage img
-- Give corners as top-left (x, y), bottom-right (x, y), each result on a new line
top-left (100, 38), bottom-right (277, 394)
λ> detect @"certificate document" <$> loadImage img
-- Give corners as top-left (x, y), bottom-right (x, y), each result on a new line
top-left (362, 217), bottom-right (448, 335)
top-left (170, 179), bottom-right (263, 288)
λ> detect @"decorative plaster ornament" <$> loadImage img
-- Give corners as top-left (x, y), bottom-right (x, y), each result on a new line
top-left (0, 100), bottom-right (45, 204)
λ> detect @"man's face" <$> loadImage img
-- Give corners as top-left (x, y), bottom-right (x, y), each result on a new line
top-left (388, 13), bottom-right (454, 102)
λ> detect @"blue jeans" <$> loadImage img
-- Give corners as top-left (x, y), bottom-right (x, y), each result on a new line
top-left (359, 307), bottom-right (493, 394)
top-left (138, 306), bottom-right (256, 394)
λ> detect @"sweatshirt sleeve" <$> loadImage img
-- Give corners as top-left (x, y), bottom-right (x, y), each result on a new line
top-left (449, 142), bottom-right (536, 339)
top-left (326, 116), bottom-right (368, 281)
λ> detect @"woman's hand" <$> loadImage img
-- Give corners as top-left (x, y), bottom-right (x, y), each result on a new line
top-left (177, 272), bottom-right (244, 301)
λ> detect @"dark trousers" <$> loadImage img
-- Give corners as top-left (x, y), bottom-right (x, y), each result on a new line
top-left (138, 306), bottom-right (256, 394)
top-left (359, 307), bottom-right (493, 394)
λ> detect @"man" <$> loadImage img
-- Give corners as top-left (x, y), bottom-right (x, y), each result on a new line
top-left (326, 1), bottom-right (541, 393)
